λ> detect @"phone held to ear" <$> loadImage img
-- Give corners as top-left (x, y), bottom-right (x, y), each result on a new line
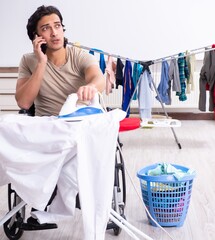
top-left (41, 43), bottom-right (47, 54)
top-left (34, 33), bottom-right (47, 54)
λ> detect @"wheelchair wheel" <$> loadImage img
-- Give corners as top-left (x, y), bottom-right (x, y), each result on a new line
top-left (3, 184), bottom-right (25, 240)
top-left (107, 139), bottom-right (126, 236)
top-left (3, 212), bottom-right (24, 240)
top-left (113, 226), bottom-right (121, 236)
top-left (112, 214), bottom-right (126, 236)
top-left (114, 139), bottom-right (126, 206)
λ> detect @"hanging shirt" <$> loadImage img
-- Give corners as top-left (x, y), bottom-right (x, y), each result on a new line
top-left (199, 49), bottom-right (215, 111)
top-left (122, 60), bottom-right (134, 117)
top-left (115, 58), bottom-right (124, 89)
top-left (212, 44), bottom-right (215, 113)
top-left (168, 58), bottom-right (181, 92)
top-left (156, 59), bottom-right (170, 105)
top-left (138, 69), bottom-right (153, 119)
top-left (177, 53), bottom-right (189, 101)
top-left (89, 49), bottom-right (106, 74)
top-left (105, 56), bottom-right (116, 95)
top-left (132, 63), bottom-right (143, 100)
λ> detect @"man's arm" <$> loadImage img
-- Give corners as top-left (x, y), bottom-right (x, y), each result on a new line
top-left (77, 65), bottom-right (105, 101)
top-left (15, 35), bottom-right (48, 110)
top-left (15, 62), bottom-right (46, 110)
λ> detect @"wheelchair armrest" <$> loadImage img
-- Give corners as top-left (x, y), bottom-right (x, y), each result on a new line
top-left (18, 104), bottom-right (35, 116)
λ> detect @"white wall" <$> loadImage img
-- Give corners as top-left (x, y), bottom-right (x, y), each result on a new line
top-left (1, 0), bottom-right (215, 66)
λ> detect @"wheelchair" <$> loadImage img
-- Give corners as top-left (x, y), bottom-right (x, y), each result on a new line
top-left (2, 105), bottom-right (127, 239)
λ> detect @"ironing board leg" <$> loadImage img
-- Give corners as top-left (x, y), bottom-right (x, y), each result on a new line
top-left (150, 78), bottom-right (182, 149)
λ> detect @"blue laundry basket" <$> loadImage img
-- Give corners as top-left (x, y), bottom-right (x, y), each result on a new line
top-left (137, 163), bottom-right (196, 227)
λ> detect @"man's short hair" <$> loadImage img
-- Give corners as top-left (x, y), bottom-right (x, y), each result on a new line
top-left (26, 5), bottom-right (67, 46)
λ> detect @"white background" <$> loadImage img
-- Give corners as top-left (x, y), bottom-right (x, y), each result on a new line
top-left (1, 0), bottom-right (215, 66)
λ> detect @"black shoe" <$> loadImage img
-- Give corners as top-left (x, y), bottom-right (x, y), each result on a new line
top-left (20, 217), bottom-right (58, 231)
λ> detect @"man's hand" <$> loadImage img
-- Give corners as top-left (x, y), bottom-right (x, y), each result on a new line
top-left (77, 85), bottom-right (98, 101)
top-left (33, 34), bottom-right (48, 64)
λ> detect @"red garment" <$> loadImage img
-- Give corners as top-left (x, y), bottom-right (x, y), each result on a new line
top-left (119, 118), bottom-right (140, 132)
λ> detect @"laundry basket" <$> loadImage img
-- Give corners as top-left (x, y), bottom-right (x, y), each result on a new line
top-left (137, 163), bottom-right (196, 227)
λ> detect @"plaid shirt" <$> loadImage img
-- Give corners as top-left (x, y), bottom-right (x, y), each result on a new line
top-left (177, 53), bottom-right (189, 101)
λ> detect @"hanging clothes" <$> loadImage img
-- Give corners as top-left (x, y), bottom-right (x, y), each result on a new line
top-left (105, 56), bottom-right (116, 95)
top-left (122, 60), bottom-right (134, 117)
top-left (115, 58), bottom-right (124, 89)
top-left (156, 59), bottom-right (170, 105)
top-left (198, 48), bottom-right (215, 111)
top-left (132, 63), bottom-right (143, 100)
top-left (89, 49), bottom-right (106, 73)
top-left (169, 58), bottom-right (181, 92)
top-left (212, 44), bottom-right (215, 114)
top-left (186, 51), bottom-right (196, 93)
top-left (138, 69), bottom-right (153, 119)
top-left (176, 53), bottom-right (189, 101)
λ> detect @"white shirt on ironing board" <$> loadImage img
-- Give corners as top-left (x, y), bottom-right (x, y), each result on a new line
top-left (0, 109), bottom-right (125, 240)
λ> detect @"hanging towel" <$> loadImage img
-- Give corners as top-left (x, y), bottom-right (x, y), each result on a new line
top-left (138, 69), bottom-right (153, 119)
top-left (89, 49), bottom-right (106, 74)
top-left (156, 59), bottom-right (170, 105)
top-left (186, 51), bottom-right (196, 93)
top-left (115, 58), bottom-right (124, 89)
top-left (122, 60), bottom-right (134, 117)
top-left (132, 63), bottom-right (143, 100)
top-left (177, 53), bottom-right (189, 101)
top-left (105, 56), bottom-right (116, 95)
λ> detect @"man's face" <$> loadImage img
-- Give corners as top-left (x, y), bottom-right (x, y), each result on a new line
top-left (36, 13), bottom-right (64, 51)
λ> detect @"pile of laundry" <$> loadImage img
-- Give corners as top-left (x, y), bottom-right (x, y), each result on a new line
top-left (147, 163), bottom-right (195, 180)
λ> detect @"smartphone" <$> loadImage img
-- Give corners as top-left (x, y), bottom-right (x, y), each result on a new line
top-left (41, 43), bottom-right (47, 54)
top-left (34, 33), bottom-right (47, 54)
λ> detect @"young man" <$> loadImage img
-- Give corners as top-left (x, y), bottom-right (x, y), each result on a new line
top-left (15, 5), bottom-right (105, 230)
top-left (16, 5), bottom-right (105, 116)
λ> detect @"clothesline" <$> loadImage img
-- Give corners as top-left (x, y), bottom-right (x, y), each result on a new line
top-left (68, 41), bottom-right (187, 149)
top-left (153, 45), bottom-right (213, 64)
top-left (68, 42), bottom-right (139, 63)
top-left (68, 42), bottom-right (214, 66)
